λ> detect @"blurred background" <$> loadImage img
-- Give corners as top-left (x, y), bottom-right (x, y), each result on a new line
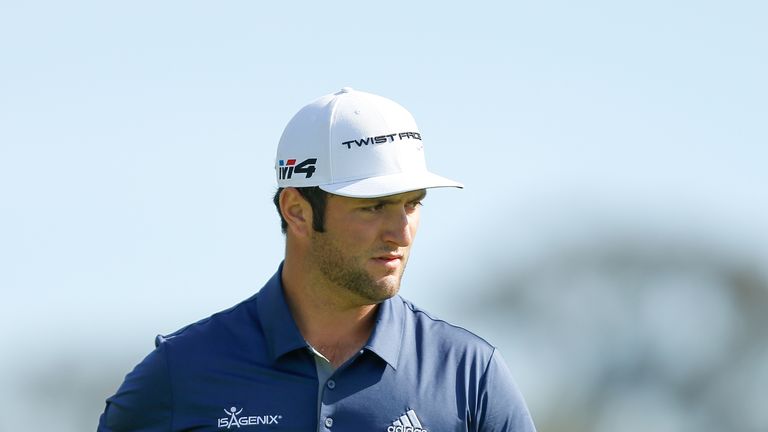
top-left (1, 1), bottom-right (766, 431)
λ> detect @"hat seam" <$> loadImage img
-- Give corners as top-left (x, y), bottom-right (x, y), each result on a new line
top-left (326, 91), bottom-right (343, 184)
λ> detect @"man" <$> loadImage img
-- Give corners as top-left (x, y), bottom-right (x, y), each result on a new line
top-left (98, 87), bottom-right (536, 431)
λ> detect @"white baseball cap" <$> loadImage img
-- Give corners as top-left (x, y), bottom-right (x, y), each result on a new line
top-left (275, 87), bottom-right (463, 198)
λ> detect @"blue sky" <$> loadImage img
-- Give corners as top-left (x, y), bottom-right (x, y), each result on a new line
top-left (1, 0), bottom-right (766, 428)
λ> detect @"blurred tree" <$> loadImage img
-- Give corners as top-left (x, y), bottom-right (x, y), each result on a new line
top-left (465, 234), bottom-right (768, 432)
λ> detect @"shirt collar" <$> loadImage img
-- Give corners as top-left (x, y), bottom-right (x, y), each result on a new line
top-left (256, 263), bottom-right (308, 362)
top-left (364, 294), bottom-right (405, 370)
top-left (257, 263), bottom-right (405, 369)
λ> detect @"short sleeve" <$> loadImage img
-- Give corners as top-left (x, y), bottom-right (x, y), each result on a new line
top-left (476, 349), bottom-right (536, 432)
top-left (97, 341), bottom-right (173, 431)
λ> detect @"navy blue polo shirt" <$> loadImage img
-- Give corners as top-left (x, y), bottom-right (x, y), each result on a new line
top-left (98, 265), bottom-right (535, 432)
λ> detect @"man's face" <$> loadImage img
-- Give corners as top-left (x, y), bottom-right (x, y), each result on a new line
top-left (307, 189), bottom-right (426, 305)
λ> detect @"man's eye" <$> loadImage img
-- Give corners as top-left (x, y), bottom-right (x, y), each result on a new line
top-left (363, 203), bottom-right (385, 212)
top-left (406, 201), bottom-right (423, 211)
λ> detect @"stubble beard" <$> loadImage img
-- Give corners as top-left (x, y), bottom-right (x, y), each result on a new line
top-left (309, 231), bottom-right (406, 305)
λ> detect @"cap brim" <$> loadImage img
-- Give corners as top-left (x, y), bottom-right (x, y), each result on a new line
top-left (318, 171), bottom-right (463, 198)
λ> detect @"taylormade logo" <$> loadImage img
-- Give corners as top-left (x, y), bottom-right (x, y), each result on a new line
top-left (217, 407), bottom-right (282, 429)
top-left (341, 131), bottom-right (422, 149)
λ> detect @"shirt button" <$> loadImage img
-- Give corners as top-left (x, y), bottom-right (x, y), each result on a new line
top-left (325, 417), bottom-right (334, 428)
top-left (327, 379), bottom-right (336, 389)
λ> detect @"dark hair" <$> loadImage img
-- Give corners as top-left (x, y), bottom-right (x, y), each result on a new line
top-left (273, 187), bottom-right (329, 234)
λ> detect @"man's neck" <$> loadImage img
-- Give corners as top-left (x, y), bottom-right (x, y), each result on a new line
top-left (281, 259), bottom-right (378, 368)
top-left (300, 306), bottom-right (377, 368)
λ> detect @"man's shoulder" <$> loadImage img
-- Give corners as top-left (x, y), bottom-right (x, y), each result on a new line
top-left (154, 292), bottom-right (262, 350)
top-left (396, 296), bottom-right (496, 355)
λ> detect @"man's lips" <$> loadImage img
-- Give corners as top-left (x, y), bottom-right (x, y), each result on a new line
top-left (371, 254), bottom-right (404, 273)
top-left (373, 254), bottom-right (403, 263)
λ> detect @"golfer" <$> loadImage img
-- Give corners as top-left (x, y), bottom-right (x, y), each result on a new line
top-left (98, 87), bottom-right (536, 432)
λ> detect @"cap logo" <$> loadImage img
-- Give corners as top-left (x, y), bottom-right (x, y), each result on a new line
top-left (278, 158), bottom-right (317, 180)
top-left (341, 131), bottom-right (421, 150)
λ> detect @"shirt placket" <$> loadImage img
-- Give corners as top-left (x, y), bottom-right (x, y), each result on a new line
top-left (312, 348), bottom-right (367, 432)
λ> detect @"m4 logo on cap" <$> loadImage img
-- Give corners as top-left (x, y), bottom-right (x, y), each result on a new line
top-left (278, 158), bottom-right (317, 180)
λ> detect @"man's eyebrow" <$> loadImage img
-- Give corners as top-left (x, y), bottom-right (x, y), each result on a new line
top-left (412, 190), bottom-right (427, 201)
top-left (383, 191), bottom-right (427, 205)
top-left (364, 191), bottom-right (427, 206)
top-left (371, 197), bottom-right (399, 205)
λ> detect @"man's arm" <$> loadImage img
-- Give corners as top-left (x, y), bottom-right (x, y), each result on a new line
top-left (97, 341), bottom-right (173, 432)
top-left (476, 349), bottom-right (536, 432)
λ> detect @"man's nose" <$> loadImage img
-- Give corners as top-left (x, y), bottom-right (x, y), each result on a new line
top-left (382, 208), bottom-right (414, 247)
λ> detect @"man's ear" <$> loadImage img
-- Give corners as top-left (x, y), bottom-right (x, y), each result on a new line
top-left (279, 188), bottom-right (312, 238)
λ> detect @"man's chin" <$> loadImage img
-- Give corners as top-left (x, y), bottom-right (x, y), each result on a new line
top-left (350, 275), bottom-right (399, 305)
top-left (375, 275), bottom-right (403, 297)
